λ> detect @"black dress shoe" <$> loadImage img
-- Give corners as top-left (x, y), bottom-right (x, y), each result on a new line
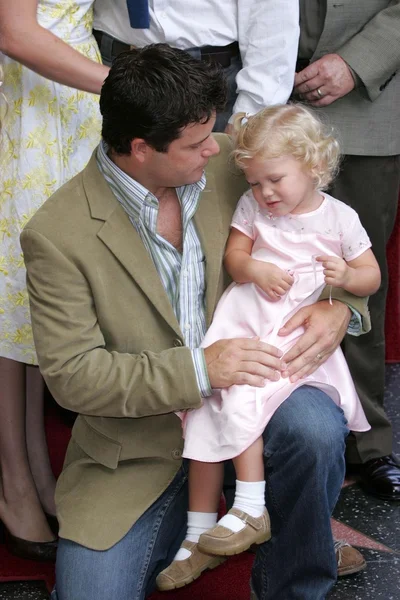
top-left (357, 454), bottom-right (400, 501)
top-left (5, 529), bottom-right (58, 562)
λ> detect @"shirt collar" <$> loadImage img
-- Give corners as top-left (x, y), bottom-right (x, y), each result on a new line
top-left (96, 140), bottom-right (206, 219)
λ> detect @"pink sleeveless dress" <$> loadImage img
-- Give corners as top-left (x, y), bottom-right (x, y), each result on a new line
top-left (182, 191), bottom-right (371, 462)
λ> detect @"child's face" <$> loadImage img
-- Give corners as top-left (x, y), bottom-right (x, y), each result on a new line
top-left (243, 155), bottom-right (322, 217)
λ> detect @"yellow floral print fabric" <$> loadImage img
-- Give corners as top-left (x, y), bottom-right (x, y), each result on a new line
top-left (0, 0), bottom-right (101, 364)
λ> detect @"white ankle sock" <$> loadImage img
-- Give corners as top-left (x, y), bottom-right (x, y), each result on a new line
top-left (218, 480), bottom-right (266, 533)
top-left (174, 511), bottom-right (218, 561)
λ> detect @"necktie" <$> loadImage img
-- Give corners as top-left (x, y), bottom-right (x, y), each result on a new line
top-left (126, 0), bottom-right (150, 29)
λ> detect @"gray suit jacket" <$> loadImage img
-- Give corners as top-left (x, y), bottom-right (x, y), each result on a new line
top-left (310, 0), bottom-right (400, 155)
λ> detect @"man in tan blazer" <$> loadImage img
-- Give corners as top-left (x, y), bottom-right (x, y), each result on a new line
top-left (22, 45), bottom-right (369, 600)
top-left (294, 0), bottom-right (400, 501)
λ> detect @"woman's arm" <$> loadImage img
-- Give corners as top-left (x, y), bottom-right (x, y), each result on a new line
top-left (0, 0), bottom-right (109, 94)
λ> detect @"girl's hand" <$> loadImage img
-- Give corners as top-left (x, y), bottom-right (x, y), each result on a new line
top-left (316, 255), bottom-right (350, 288)
top-left (253, 262), bottom-right (294, 302)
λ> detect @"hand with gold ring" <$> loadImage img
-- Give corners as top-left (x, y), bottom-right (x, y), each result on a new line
top-left (277, 300), bottom-right (351, 382)
top-left (294, 53), bottom-right (355, 107)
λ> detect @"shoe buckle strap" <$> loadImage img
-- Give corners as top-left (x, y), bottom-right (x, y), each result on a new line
top-left (229, 508), bottom-right (263, 531)
top-left (181, 539), bottom-right (196, 551)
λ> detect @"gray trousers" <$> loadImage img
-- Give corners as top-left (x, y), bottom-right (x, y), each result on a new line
top-left (329, 154), bottom-right (400, 463)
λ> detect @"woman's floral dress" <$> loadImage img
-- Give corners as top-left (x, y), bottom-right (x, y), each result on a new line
top-left (0, 0), bottom-right (101, 363)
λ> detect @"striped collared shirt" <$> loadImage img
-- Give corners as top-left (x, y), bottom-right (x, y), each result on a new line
top-left (97, 141), bottom-right (211, 396)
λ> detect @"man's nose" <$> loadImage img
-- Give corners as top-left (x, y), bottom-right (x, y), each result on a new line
top-left (202, 135), bottom-right (220, 157)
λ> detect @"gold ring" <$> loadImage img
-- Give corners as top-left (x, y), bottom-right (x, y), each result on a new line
top-left (317, 88), bottom-right (323, 98)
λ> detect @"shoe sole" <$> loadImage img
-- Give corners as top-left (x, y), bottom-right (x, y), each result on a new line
top-left (198, 529), bottom-right (271, 557)
top-left (337, 559), bottom-right (367, 577)
top-left (360, 484), bottom-right (400, 502)
top-left (156, 556), bottom-right (226, 591)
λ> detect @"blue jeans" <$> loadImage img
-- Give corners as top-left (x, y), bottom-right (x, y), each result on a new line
top-left (252, 386), bottom-right (349, 599)
top-left (51, 464), bottom-right (189, 600)
top-left (52, 386), bottom-right (348, 600)
top-left (96, 31), bottom-right (241, 133)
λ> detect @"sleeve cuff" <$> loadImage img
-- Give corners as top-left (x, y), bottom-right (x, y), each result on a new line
top-left (191, 349), bottom-right (212, 397)
top-left (345, 63), bottom-right (363, 89)
top-left (347, 308), bottom-right (363, 337)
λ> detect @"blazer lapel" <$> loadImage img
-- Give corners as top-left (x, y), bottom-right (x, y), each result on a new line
top-left (97, 212), bottom-right (182, 336)
top-left (83, 153), bottom-right (182, 337)
top-left (194, 170), bottom-right (225, 327)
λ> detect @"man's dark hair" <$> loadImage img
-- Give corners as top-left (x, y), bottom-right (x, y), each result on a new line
top-left (100, 44), bottom-right (227, 154)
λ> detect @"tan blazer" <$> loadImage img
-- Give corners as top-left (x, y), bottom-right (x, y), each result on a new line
top-left (21, 134), bottom-right (370, 549)
top-left (311, 0), bottom-right (400, 155)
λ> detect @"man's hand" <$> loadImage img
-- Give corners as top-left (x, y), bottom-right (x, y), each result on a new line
top-left (294, 54), bottom-right (355, 107)
top-left (278, 300), bottom-right (351, 382)
top-left (253, 262), bottom-right (294, 301)
top-left (204, 338), bottom-right (283, 389)
top-left (317, 255), bottom-right (350, 288)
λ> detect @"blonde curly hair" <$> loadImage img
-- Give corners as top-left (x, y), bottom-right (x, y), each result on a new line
top-left (232, 103), bottom-right (341, 190)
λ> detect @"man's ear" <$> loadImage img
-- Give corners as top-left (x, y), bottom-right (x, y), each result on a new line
top-left (130, 138), bottom-right (152, 163)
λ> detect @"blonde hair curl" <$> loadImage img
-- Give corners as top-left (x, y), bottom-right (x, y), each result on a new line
top-left (232, 104), bottom-right (341, 190)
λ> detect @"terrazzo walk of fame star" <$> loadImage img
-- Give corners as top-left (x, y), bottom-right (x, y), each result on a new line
top-left (326, 364), bottom-right (400, 599)
top-left (0, 366), bottom-right (399, 599)
top-left (332, 476), bottom-right (398, 555)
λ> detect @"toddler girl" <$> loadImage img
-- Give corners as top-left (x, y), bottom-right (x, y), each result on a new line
top-left (156, 104), bottom-right (380, 591)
